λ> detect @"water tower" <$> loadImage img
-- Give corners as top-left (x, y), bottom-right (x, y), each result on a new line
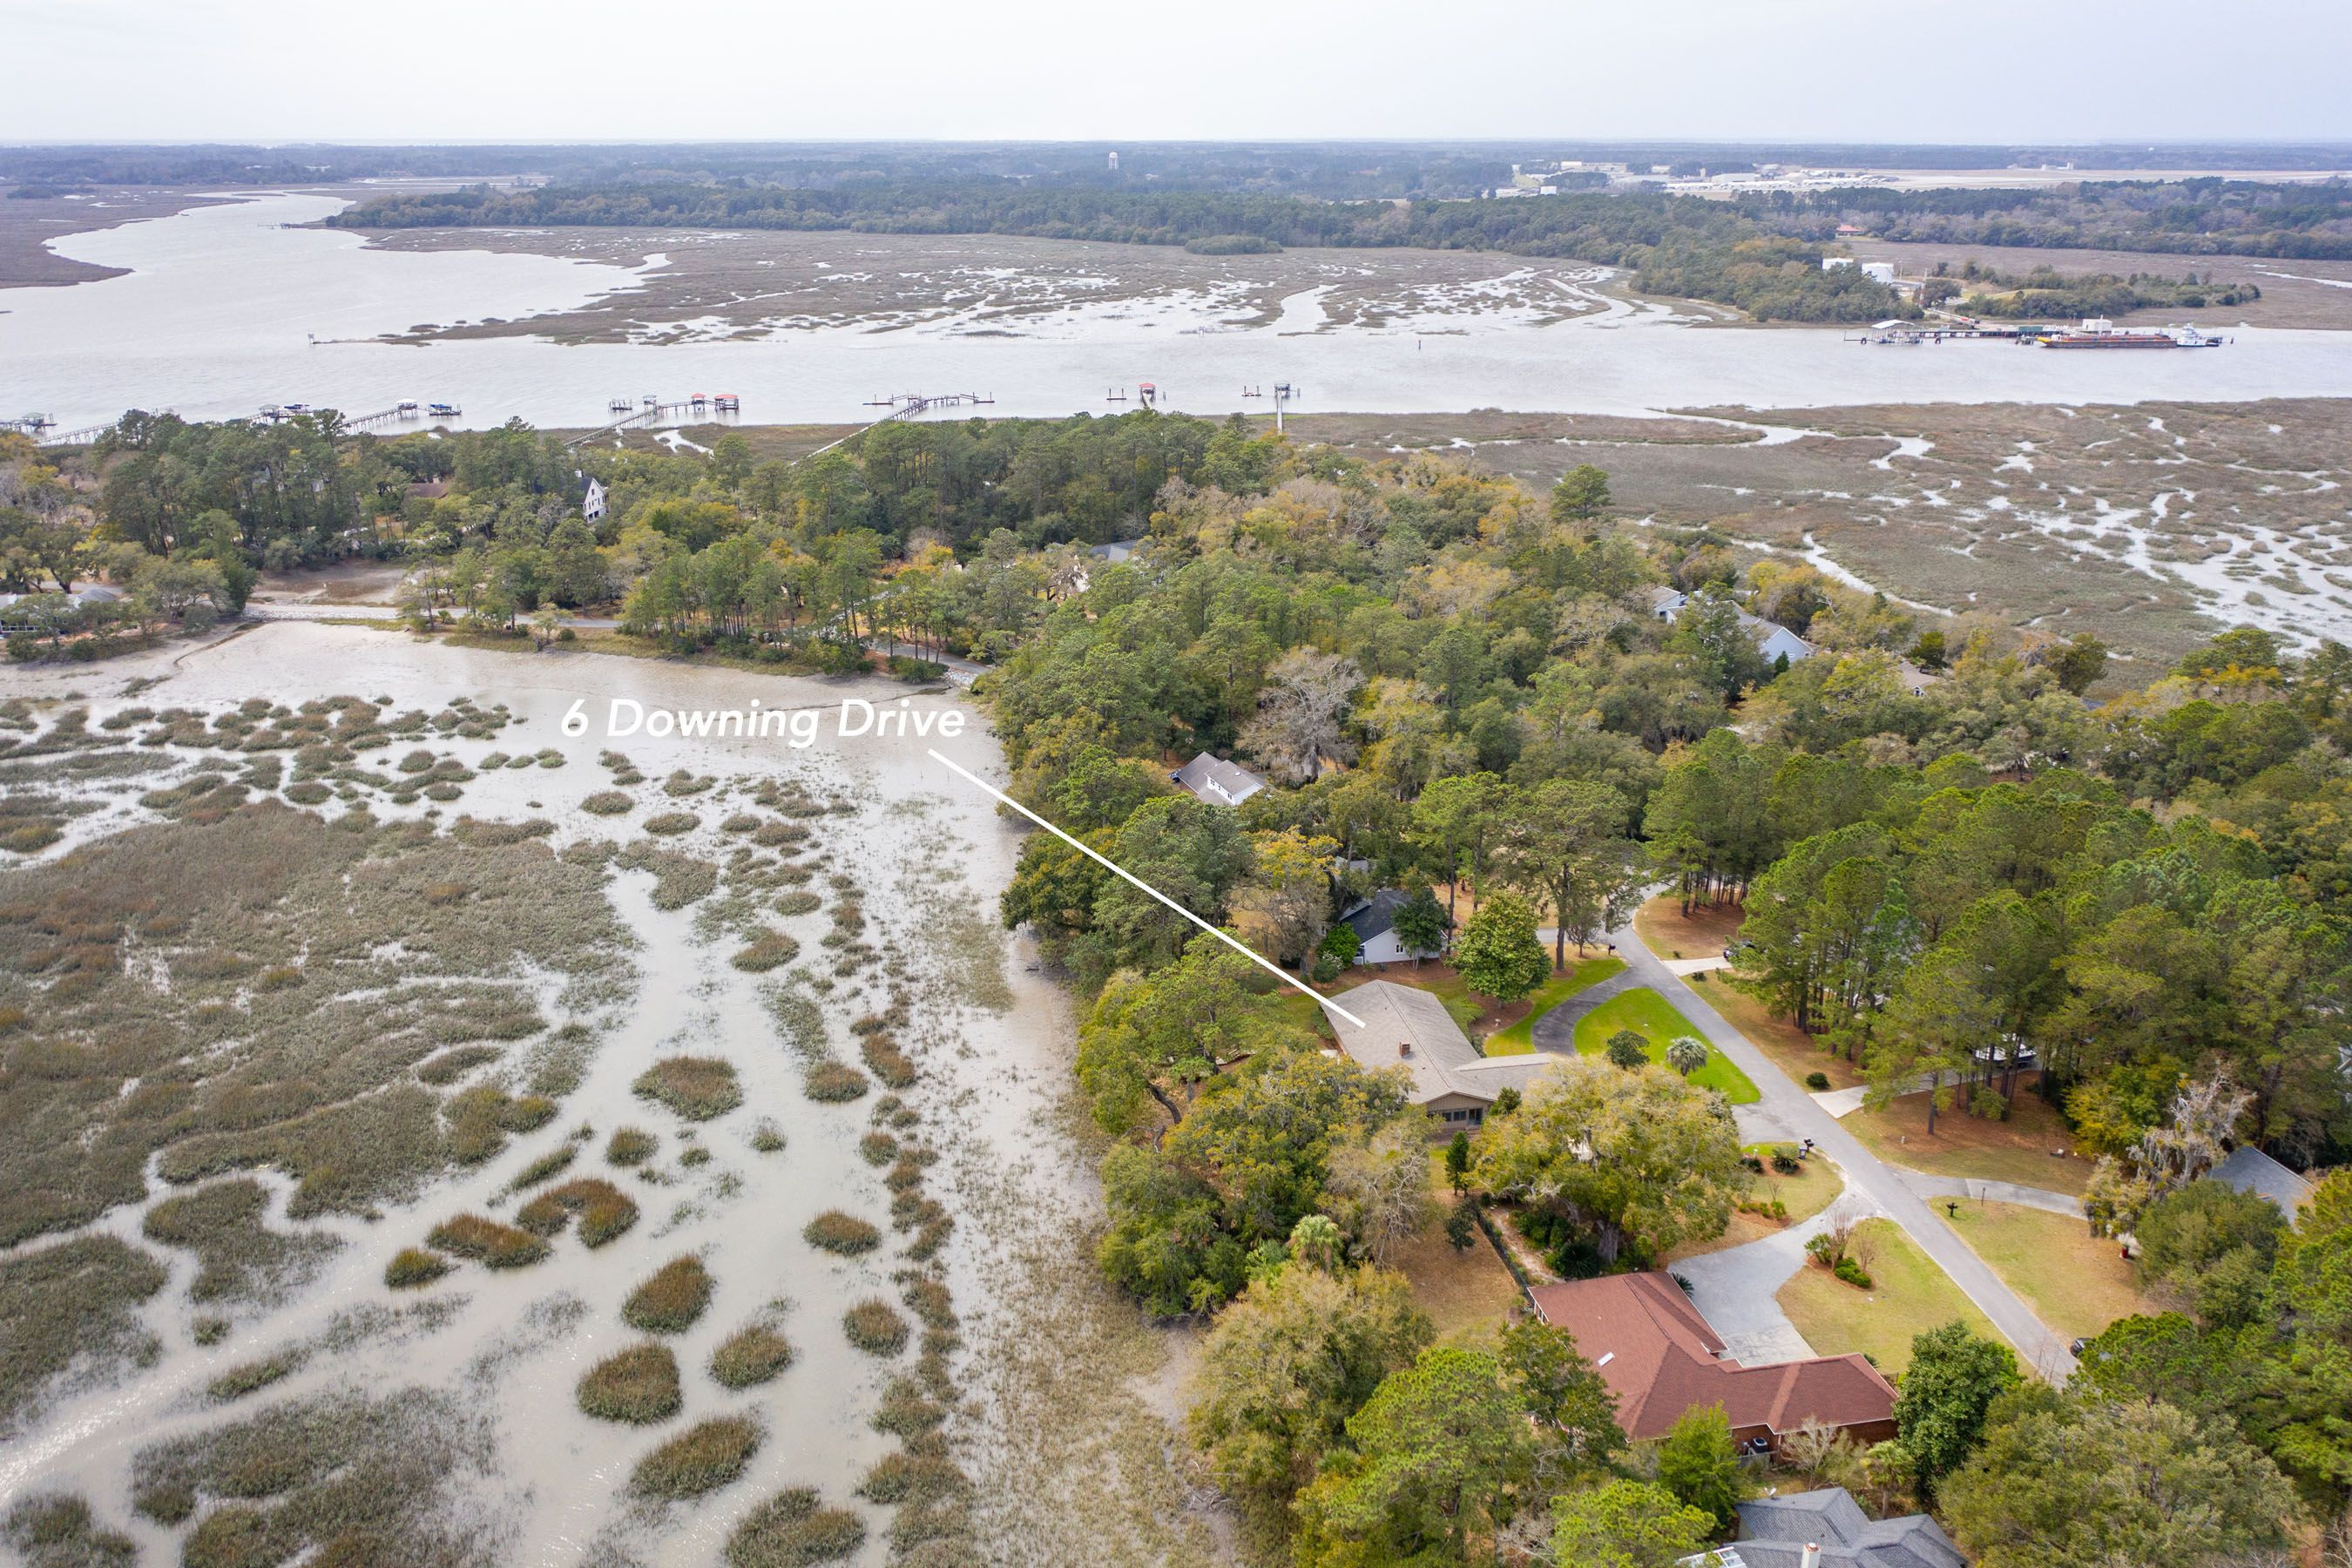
top-left (1107, 150), bottom-right (1120, 173)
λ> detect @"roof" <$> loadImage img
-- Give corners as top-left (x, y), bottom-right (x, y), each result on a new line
top-left (1646, 587), bottom-right (1815, 663)
top-left (1342, 889), bottom-right (1411, 943)
top-left (1171, 752), bottom-right (1266, 807)
top-left (1326, 978), bottom-right (1554, 1106)
top-left (1088, 538), bottom-right (1142, 563)
top-left (1734, 1489), bottom-right (1965, 1568)
top-left (1526, 1273), bottom-right (1896, 1443)
top-left (2208, 1146), bottom-right (2315, 1214)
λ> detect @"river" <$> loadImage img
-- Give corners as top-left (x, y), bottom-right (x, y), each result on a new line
top-left (6, 193), bottom-right (2352, 432)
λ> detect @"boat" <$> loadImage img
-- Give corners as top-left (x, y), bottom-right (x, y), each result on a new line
top-left (608, 398), bottom-right (633, 414)
top-left (395, 400), bottom-right (420, 415)
top-left (282, 402), bottom-right (309, 413)
top-left (427, 402), bottom-right (460, 418)
top-left (2034, 317), bottom-right (2224, 349)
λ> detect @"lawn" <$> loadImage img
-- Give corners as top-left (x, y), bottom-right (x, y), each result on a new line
top-left (1481, 957), bottom-right (1625, 1055)
top-left (1942, 1200), bottom-right (2157, 1344)
top-left (1666, 1150), bottom-right (1845, 1260)
top-left (1571, 989), bottom-right (1761, 1104)
top-left (1776, 1218), bottom-right (1999, 1378)
top-left (1394, 1157), bottom-right (1524, 1347)
top-left (1632, 896), bottom-right (1865, 1092)
top-left (1842, 1080), bottom-right (2096, 1199)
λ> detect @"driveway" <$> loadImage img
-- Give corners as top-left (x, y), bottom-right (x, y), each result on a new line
top-left (1604, 923), bottom-right (2079, 1380)
top-left (1673, 1199), bottom-right (1878, 1367)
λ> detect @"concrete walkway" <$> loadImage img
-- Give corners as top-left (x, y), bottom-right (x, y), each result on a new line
top-left (1897, 1171), bottom-right (2087, 1220)
top-left (1605, 923), bottom-right (2079, 1381)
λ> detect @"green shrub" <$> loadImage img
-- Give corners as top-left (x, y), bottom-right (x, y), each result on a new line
top-left (725, 1487), bottom-right (866, 1567)
top-left (803, 1212), bottom-right (881, 1257)
top-left (843, 1299), bottom-right (909, 1355)
top-left (711, 1326), bottom-right (794, 1389)
top-left (1805, 1071), bottom-right (1831, 1091)
top-left (632, 1416), bottom-right (760, 1499)
top-left (633, 1057), bottom-right (742, 1120)
top-left (607, 1126), bottom-right (658, 1166)
top-left (624, 1255), bottom-right (714, 1333)
top-left (424, 1214), bottom-right (547, 1269)
top-left (577, 1343), bottom-right (681, 1423)
top-left (384, 1247), bottom-right (452, 1288)
top-left (1833, 1256), bottom-right (1874, 1288)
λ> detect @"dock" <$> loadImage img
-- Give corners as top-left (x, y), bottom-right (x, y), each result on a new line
top-left (870, 393), bottom-right (995, 422)
top-left (563, 394), bottom-right (738, 449)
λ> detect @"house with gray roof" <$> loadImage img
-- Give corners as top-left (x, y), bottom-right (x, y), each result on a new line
top-left (1171, 752), bottom-right (1267, 807)
top-left (1339, 889), bottom-right (1440, 965)
top-left (1326, 978), bottom-right (1555, 1130)
top-left (2208, 1145), bottom-right (2315, 1215)
top-left (1720, 1487), bottom-right (1964, 1568)
top-left (1650, 585), bottom-right (1815, 668)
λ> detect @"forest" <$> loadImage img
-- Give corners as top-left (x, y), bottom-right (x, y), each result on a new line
top-left (10, 403), bottom-right (2351, 1564)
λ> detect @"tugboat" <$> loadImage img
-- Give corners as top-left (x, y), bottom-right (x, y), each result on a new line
top-left (2035, 317), bottom-right (2226, 349)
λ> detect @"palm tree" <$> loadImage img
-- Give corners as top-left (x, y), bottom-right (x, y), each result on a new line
top-left (1666, 1036), bottom-right (1710, 1078)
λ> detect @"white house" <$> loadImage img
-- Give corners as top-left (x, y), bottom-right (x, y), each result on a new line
top-left (583, 476), bottom-right (608, 522)
top-left (1171, 753), bottom-right (1266, 807)
top-left (1339, 889), bottom-right (1439, 966)
top-left (1649, 586), bottom-right (1815, 667)
top-left (1326, 978), bottom-right (1557, 1129)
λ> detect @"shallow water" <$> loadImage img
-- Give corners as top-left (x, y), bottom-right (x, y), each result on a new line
top-left (0, 625), bottom-right (1078, 1564)
top-left (7, 193), bottom-right (2352, 430)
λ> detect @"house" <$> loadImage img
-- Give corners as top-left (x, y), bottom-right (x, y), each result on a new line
top-left (1717, 1488), bottom-right (1965, 1568)
top-left (1527, 1272), bottom-right (1896, 1453)
top-left (583, 476), bottom-right (609, 522)
top-left (1326, 978), bottom-right (1556, 1129)
top-left (1087, 539), bottom-right (1142, 565)
top-left (1171, 753), bottom-right (1267, 808)
top-left (1339, 889), bottom-right (1438, 965)
top-left (1650, 587), bottom-right (1815, 668)
top-left (2207, 1145), bottom-right (2315, 1215)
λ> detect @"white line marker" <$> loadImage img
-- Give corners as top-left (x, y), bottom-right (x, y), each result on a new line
top-left (926, 747), bottom-right (1366, 1031)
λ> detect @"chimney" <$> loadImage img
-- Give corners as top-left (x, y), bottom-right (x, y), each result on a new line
top-left (1801, 1545), bottom-right (1821, 1568)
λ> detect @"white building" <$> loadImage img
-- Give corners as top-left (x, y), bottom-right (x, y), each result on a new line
top-left (1649, 586), bottom-right (1815, 667)
top-left (1338, 889), bottom-right (1441, 966)
top-left (583, 476), bottom-right (608, 522)
top-left (1170, 753), bottom-right (1267, 807)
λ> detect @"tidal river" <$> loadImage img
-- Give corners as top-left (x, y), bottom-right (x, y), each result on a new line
top-left (7, 192), bottom-right (2352, 431)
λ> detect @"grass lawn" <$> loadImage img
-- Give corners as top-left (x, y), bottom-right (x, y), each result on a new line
top-left (1842, 1081), bottom-right (2096, 1199)
top-left (1394, 1156), bottom-right (1524, 1347)
top-left (1942, 1200), bottom-right (2157, 1344)
top-left (1632, 896), bottom-right (1746, 962)
top-left (1482, 957), bottom-right (1625, 1055)
top-left (1571, 989), bottom-right (1761, 1104)
top-left (1667, 1151), bottom-right (1846, 1261)
top-left (1776, 1218), bottom-right (1998, 1378)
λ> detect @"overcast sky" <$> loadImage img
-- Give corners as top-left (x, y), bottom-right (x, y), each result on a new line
top-left (6, 0), bottom-right (2349, 145)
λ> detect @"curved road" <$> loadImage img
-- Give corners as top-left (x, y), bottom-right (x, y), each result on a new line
top-left (1567, 923), bottom-right (2079, 1381)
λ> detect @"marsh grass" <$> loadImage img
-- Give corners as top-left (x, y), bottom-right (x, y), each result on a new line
top-left (643, 812), bottom-right (700, 836)
top-left (749, 1119), bottom-right (786, 1153)
top-left (141, 1178), bottom-right (340, 1307)
top-left (774, 890), bottom-right (821, 916)
top-left (0, 1235), bottom-right (165, 1434)
top-left (803, 1064), bottom-right (868, 1104)
top-left (624, 1255), bottom-right (714, 1333)
top-left (607, 1126), bottom-right (658, 1166)
top-left (384, 1247), bottom-right (452, 1288)
top-left (859, 1132), bottom-right (898, 1167)
top-left (206, 1352), bottom-right (302, 1403)
top-left (612, 842), bottom-right (718, 909)
top-left (416, 1045), bottom-right (502, 1085)
top-left (632, 1057), bottom-right (742, 1121)
top-left (577, 1343), bottom-right (680, 1423)
top-left (731, 930), bottom-right (801, 973)
top-left (724, 1488), bottom-right (865, 1568)
top-left (710, 1325), bottom-right (794, 1389)
top-left (581, 791), bottom-right (634, 816)
top-left (803, 1212), bottom-right (880, 1257)
top-left (515, 1178), bottom-right (639, 1247)
top-left (842, 1299), bottom-right (909, 1356)
top-left (424, 1213), bottom-right (548, 1269)
top-left (510, 1146), bottom-right (577, 1189)
top-left (631, 1416), bottom-right (760, 1500)
top-left (3, 1491), bottom-right (135, 1567)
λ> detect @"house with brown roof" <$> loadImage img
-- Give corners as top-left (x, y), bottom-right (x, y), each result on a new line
top-left (1528, 1272), bottom-right (1896, 1455)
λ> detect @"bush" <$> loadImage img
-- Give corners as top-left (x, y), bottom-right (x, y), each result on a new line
top-left (632, 1056), bottom-right (742, 1120)
top-left (804, 1064), bottom-right (868, 1104)
top-left (1833, 1256), bottom-right (1874, 1288)
top-left (425, 1213), bottom-right (548, 1269)
top-left (804, 1212), bottom-right (882, 1257)
top-left (1770, 1146), bottom-right (1802, 1175)
top-left (711, 1325), bottom-right (794, 1389)
top-left (578, 1343), bottom-right (681, 1423)
top-left (725, 1487), bottom-right (866, 1567)
top-left (384, 1247), bottom-right (452, 1288)
top-left (843, 1299), bottom-right (909, 1355)
top-left (624, 1255), bottom-right (715, 1333)
top-left (607, 1126), bottom-right (658, 1166)
top-left (1805, 1071), bottom-right (1832, 1092)
top-left (632, 1416), bottom-right (760, 1499)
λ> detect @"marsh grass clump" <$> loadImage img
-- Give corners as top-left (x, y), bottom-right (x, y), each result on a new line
top-left (710, 1325), bottom-right (794, 1389)
top-left (902, 1275), bottom-right (956, 1332)
top-left (749, 1119), bottom-right (786, 1154)
top-left (581, 790), bottom-right (634, 815)
top-left (860, 1035), bottom-right (916, 1089)
top-left (773, 889), bottom-right (821, 916)
top-left (383, 1247), bottom-right (452, 1289)
top-left (141, 1178), bottom-right (339, 1306)
top-left (510, 1145), bottom-right (576, 1189)
top-left (726, 1488), bottom-right (865, 1568)
top-left (858, 1450), bottom-right (970, 1507)
top-left (631, 1416), bottom-right (760, 1500)
top-left (803, 1064), bottom-right (868, 1104)
top-left (643, 811), bottom-right (700, 836)
top-left (206, 1352), bottom-right (301, 1403)
top-left (416, 1044), bottom-right (502, 1085)
top-left (192, 1315), bottom-right (229, 1346)
top-left (623, 1255), bottom-right (714, 1333)
top-left (515, 1178), bottom-right (639, 1247)
top-left (858, 1132), bottom-right (897, 1166)
top-left (425, 1213), bottom-right (547, 1269)
top-left (662, 770), bottom-right (714, 798)
top-left (576, 1343), bottom-right (680, 1423)
top-left (803, 1212), bottom-right (880, 1257)
top-left (731, 929), bottom-right (801, 973)
top-left (843, 1299), bottom-right (909, 1356)
top-left (613, 841), bottom-right (718, 909)
top-left (607, 1126), bottom-right (658, 1166)
top-left (721, 813), bottom-right (761, 834)
top-left (442, 1085), bottom-right (558, 1165)
top-left (632, 1057), bottom-right (742, 1121)
top-left (3, 1491), bottom-right (135, 1567)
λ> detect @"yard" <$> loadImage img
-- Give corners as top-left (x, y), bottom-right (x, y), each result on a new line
top-left (1632, 895), bottom-right (1746, 962)
top-left (1775, 1218), bottom-right (1999, 1378)
top-left (1571, 989), bottom-right (1761, 1104)
top-left (1841, 1081), bottom-right (2096, 1199)
top-left (1481, 957), bottom-right (1625, 1055)
top-left (1632, 896), bottom-right (1862, 1091)
top-left (1941, 1200), bottom-right (2159, 1344)
top-left (1394, 1156), bottom-right (1524, 1346)
top-left (1666, 1149), bottom-right (1846, 1260)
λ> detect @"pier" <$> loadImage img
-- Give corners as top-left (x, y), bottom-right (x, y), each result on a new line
top-left (871, 392), bottom-right (995, 422)
top-left (564, 395), bottom-right (740, 449)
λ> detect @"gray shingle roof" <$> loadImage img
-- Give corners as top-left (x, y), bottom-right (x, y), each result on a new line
top-left (1734, 1489), bottom-right (1965, 1568)
top-left (1342, 889), bottom-right (1410, 943)
top-left (1326, 979), bottom-right (1554, 1105)
top-left (2208, 1146), bottom-right (2315, 1214)
top-left (1170, 752), bottom-right (1266, 806)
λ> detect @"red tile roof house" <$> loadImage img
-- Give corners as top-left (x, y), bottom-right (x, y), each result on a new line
top-left (1528, 1272), bottom-right (1896, 1456)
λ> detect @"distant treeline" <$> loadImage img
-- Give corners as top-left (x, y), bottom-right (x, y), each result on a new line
top-left (1815, 178), bottom-right (2352, 260)
top-left (333, 182), bottom-right (1916, 323)
top-left (1936, 260), bottom-right (2263, 319)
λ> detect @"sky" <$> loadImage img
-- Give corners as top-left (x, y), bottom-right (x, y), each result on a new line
top-left (5, 0), bottom-right (2349, 145)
